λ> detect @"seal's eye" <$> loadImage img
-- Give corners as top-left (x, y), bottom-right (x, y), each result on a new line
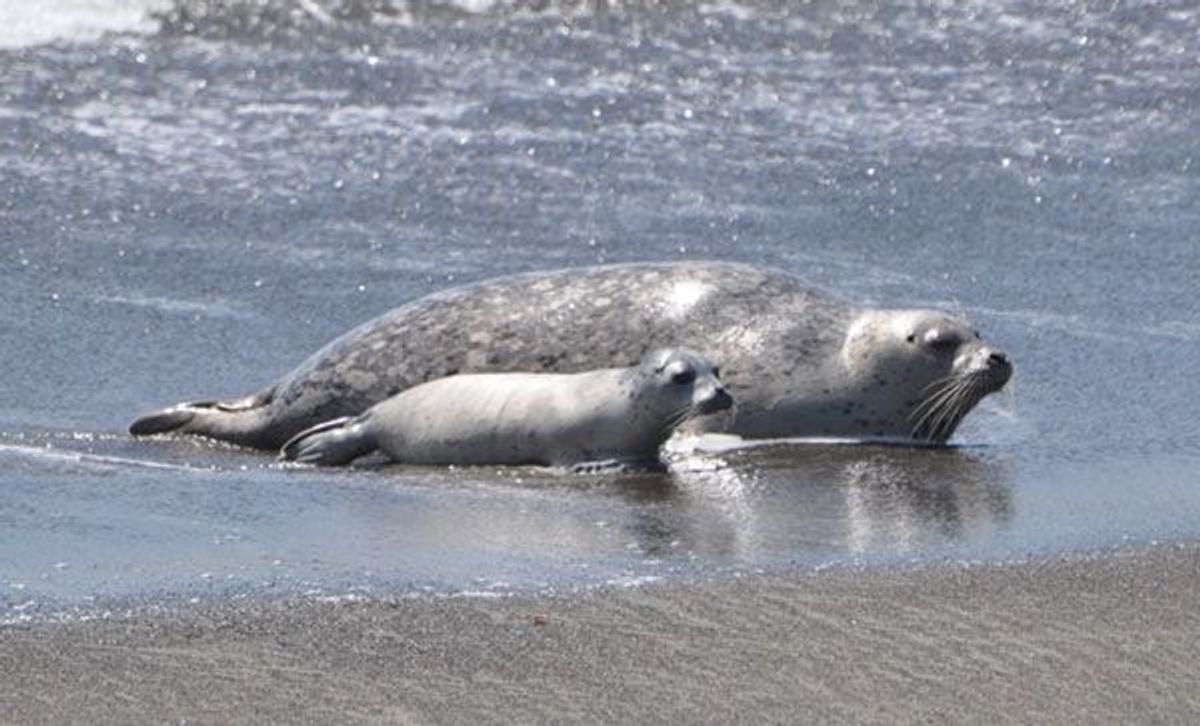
top-left (670, 369), bottom-right (696, 385)
top-left (906, 334), bottom-right (916, 344)
top-left (711, 366), bottom-right (721, 379)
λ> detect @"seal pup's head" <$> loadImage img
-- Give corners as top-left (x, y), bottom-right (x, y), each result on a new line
top-left (635, 348), bottom-right (734, 433)
top-left (842, 310), bottom-right (1013, 444)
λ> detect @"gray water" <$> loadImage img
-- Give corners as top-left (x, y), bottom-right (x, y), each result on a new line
top-left (2, 0), bottom-right (1198, 621)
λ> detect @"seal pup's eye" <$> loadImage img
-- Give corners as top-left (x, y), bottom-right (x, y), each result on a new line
top-left (711, 366), bottom-right (721, 379)
top-left (671, 369), bottom-right (696, 385)
top-left (924, 329), bottom-right (961, 352)
top-left (906, 334), bottom-right (916, 344)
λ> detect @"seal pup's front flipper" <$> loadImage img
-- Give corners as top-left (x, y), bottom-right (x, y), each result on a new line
top-left (129, 388), bottom-right (277, 447)
top-left (567, 458), bottom-right (665, 475)
top-left (280, 416), bottom-right (378, 466)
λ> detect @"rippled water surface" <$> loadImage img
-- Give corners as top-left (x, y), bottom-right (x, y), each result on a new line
top-left (2, 0), bottom-right (1198, 619)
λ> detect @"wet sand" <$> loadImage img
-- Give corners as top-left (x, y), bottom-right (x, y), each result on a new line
top-left (4, 544), bottom-right (1200, 724)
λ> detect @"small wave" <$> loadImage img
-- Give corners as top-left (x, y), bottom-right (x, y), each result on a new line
top-left (96, 293), bottom-right (254, 319)
top-left (0, 442), bottom-right (204, 472)
top-left (1148, 320), bottom-right (1200, 342)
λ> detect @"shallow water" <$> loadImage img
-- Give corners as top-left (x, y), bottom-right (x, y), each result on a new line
top-left (1, 0), bottom-right (1198, 620)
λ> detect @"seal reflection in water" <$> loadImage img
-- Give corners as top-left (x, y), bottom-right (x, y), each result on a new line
top-left (281, 349), bottom-right (732, 469)
top-left (131, 262), bottom-right (1012, 449)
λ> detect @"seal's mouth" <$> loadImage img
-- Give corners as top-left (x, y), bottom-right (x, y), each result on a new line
top-left (659, 386), bottom-right (735, 439)
top-left (696, 387), bottom-right (734, 415)
top-left (908, 352), bottom-right (1012, 445)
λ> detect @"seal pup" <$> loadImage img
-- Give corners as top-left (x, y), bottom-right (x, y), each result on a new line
top-left (131, 261), bottom-right (1012, 449)
top-left (280, 348), bottom-right (733, 468)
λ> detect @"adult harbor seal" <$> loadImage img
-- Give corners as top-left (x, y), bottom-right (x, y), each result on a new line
top-left (130, 261), bottom-right (1012, 449)
top-left (280, 348), bottom-right (732, 468)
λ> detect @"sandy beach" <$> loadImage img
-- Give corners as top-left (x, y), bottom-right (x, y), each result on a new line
top-left (4, 2), bottom-right (1200, 724)
top-left (5, 543), bottom-right (1200, 724)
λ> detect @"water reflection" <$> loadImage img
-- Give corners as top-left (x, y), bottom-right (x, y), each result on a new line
top-left (346, 440), bottom-right (1017, 569)
top-left (672, 443), bottom-right (1014, 560)
top-left (9, 429), bottom-right (1015, 609)
top-left (570, 442), bottom-right (1017, 563)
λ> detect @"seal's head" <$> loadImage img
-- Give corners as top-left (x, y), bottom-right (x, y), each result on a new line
top-left (842, 310), bottom-right (1012, 444)
top-left (637, 348), bottom-right (734, 423)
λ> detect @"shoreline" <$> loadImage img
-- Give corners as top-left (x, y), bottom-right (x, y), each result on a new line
top-left (4, 543), bottom-right (1200, 723)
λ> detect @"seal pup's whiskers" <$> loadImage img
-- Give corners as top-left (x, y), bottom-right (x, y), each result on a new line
top-left (281, 348), bottom-right (731, 470)
top-left (131, 262), bottom-right (1012, 450)
top-left (658, 404), bottom-right (698, 440)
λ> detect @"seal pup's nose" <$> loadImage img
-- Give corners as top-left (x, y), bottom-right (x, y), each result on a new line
top-left (697, 385), bottom-right (734, 415)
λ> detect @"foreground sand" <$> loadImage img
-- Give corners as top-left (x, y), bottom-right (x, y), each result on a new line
top-left (4, 544), bottom-right (1200, 724)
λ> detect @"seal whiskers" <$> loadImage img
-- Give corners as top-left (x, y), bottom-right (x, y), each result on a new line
top-left (131, 262), bottom-right (1012, 449)
top-left (658, 403), bottom-right (698, 439)
top-left (910, 377), bottom-right (961, 443)
top-left (910, 374), bottom-right (992, 444)
top-left (908, 376), bottom-right (963, 441)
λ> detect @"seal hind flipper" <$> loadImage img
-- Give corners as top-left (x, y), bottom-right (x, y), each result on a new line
top-left (128, 405), bottom-right (201, 436)
top-left (280, 417), bottom-right (377, 466)
top-left (128, 387), bottom-right (278, 447)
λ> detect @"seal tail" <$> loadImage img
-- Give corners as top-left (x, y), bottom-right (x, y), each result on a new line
top-left (129, 388), bottom-right (279, 449)
top-left (280, 417), bottom-right (377, 466)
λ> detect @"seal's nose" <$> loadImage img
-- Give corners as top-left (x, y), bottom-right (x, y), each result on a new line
top-left (698, 385), bottom-right (734, 415)
top-left (982, 348), bottom-right (1013, 387)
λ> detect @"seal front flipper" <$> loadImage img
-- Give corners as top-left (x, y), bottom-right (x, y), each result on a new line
top-left (280, 417), bottom-right (378, 466)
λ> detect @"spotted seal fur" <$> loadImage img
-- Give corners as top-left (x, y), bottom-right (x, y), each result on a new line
top-left (130, 261), bottom-right (1011, 449)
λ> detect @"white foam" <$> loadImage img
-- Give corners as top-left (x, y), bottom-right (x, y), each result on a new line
top-left (0, 0), bottom-right (169, 49)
